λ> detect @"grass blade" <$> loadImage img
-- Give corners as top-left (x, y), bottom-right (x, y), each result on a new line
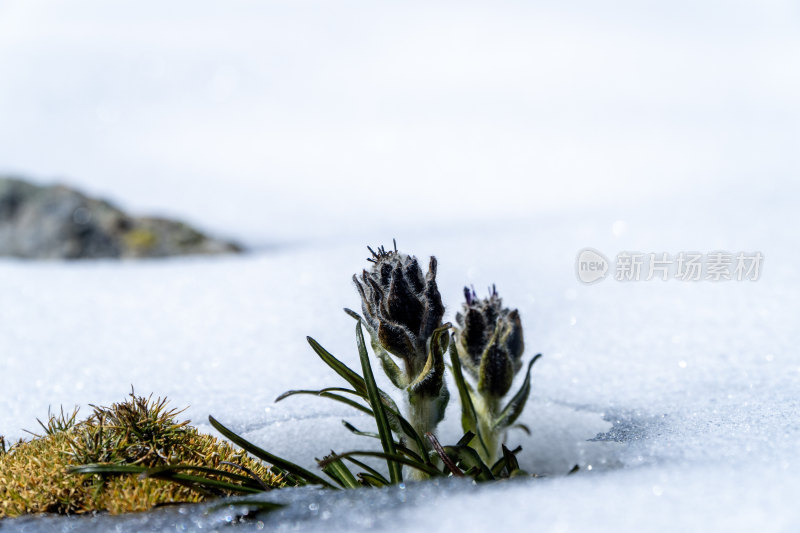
top-left (306, 336), bottom-right (368, 395)
top-left (441, 445), bottom-right (494, 482)
top-left (208, 415), bottom-right (336, 489)
top-left (340, 420), bottom-right (426, 465)
top-left (69, 464), bottom-right (264, 495)
top-left (307, 336), bottom-right (404, 415)
top-left (382, 406), bottom-right (428, 459)
top-left (456, 431), bottom-right (476, 447)
top-left (319, 453), bottom-right (360, 489)
top-left (146, 464), bottom-right (263, 487)
top-left (448, 340), bottom-right (490, 458)
top-left (407, 324), bottom-right (450, 396)
top-left (219, 461), bottom-right (274, 491)
top-left (319, 451), bottom-right (442, 478)
top-left (305, 335), bottom-right (426, 455)
top-left (275, 389), bottom-right (373, 416)
top-left (341, 420), bottom-right (380, 439)
top-left (355, 321), bottom-right (403, 484)
top-left (490, 445), bottom-right (521, 477)
top-left (425, 433), bottom-right (464, 477)
top-left (358, 472), bottom-right (388, 487)
top-left (343, 457), bottom-right (391, 486)
top-left (145, 472), bottom-right (264, 495)
top-left (493, 354), bottom-right (542, 430)
top-left (501, 444), bottom-right (520, 475)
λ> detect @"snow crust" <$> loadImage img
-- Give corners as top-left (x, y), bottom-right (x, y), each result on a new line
top-left (1, 2), bottom-right (799, 530)
top-left (2, 193), bottom-right (798, 532)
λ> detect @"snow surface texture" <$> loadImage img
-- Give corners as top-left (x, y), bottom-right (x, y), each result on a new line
top-left (2, 0), bottom-right (800, 531)
top-left (2, 191), bottom-right (798, 532)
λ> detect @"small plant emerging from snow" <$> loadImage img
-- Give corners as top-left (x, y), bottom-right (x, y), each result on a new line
top-left (2, 242), bottom-right (545, 517)
top-left (452, 286), bottom-right (541, 463)
top-left (349, 242), bottom-right (450, 471)
top-left (265, 241), bottom-right (543, 483)
top-left (88, 243), bottom-right (543, 487)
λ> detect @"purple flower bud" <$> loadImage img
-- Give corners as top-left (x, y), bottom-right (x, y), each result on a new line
top-left (454, 286), bottom-right (525, 398)
top-left (353, 241), bottom-right (445, 375)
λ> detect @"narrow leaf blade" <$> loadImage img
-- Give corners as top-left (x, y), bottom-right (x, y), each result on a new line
top-left (275, 389), bottom-right (373, 416)
top-left (449, 340), bottom-right (491, 458)
top-left (356, 321), bottom-right (403, 484)
top-left (209, 415), bottom-right (336, 489)
top-left (320, 451), bottom-right (442, 478)
top-left (493, 354), bottom-right (542, 430)
top-left (306, 336), bottom-right (368, 395)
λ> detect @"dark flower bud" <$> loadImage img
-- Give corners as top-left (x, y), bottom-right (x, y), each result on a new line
top-left (454, 285), bottom-right (524, 399)
top-left (353, 241), bottom-right (445, 378)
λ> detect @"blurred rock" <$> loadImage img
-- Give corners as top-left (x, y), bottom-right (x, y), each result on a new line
top-left (0, 177), bottom-right (242, 259)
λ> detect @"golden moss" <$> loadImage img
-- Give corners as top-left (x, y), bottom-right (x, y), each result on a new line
top-left (0, 394), bottom-right (284, 518)
top-left (122, 228), bottom-right (158, 251)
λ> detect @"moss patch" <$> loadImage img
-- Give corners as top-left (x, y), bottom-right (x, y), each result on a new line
top-left (0, 393), bottom-right (284, 518)
top-left (122, 228), bottom-right (158, 252)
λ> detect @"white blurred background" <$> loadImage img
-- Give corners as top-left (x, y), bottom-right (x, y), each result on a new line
top-left (1, 0), bottom-right (798, 244)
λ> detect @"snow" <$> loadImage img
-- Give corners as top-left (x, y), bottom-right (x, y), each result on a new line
top-left (2, 0), bottom-right (800, 530)
top-left (2, 192), bottom-right (799, 531)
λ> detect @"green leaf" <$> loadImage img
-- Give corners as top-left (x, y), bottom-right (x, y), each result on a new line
top-left (493, 354), bottom-right (541, 430)
top-left (382, 406), bottom-right (428, 459)
top-left (319, 451), bottom-right (442, 478)
top-left (407, 324), bottom-right (450, 397)
top-left (340, 420), bottom-right (426, 465)
top-left (319, 453), bottom-right (361, 489)
top-left (357, 472), bottom-right (388, 487)
top-left (305, 333), bottom-right (431, 455)
top-left (145, 471), bottom-right (265, 495)
top-left (344, 310), bottom-right (409, 388)
top-left (277, 387), bottom-right (426, 462)
top-left (342, 456), bottom-right (391, 486)
top-left (208, 415), bottom-right (336, 489)
top-left (490, 444), bottom-right (521, 478)
top-left (343, 307), bottom-right (361, 321)
top-left (267, 465), bottom-right (300, 486)
top-left (356, 321), bottom-right (403, 484)
top-left (425, 432), bottom-right (464, 477)
top-left (307, 336), bottom-right (402, 415)
top-left (448, 339), bottom-right (490, 458)
top-left (306, 336), bottom-right (368, 395)
top-left (341, 420), bottom-right (380, 439)
top-left (145, 464), bottom-right (262, 487)
top-left (441, 445), bottom-right (494, 482)
top-left (68, 464), bottom-right (264, 495)
top-left (456, 431), bottom-right (476, 447)
top-left (511, 423), bottom-right (531, 436)
top-left (372, 340), bottom-right (409, 389)
top-left (275, 389), bottom-right (373, 416)
top-left (219, 461), bottom-right (275, 491)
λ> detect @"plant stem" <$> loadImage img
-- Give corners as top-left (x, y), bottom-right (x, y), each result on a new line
top-left (474, 395), bottom-right (502, 464)
top-left (406, 394), bottom-right (439, 480)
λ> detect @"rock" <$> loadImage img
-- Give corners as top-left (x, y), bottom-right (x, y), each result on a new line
top-left (0, 177), bottom-right (243, 259)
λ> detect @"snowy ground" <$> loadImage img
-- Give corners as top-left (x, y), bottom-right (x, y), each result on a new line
top-left (2, 1), bottom-right (800, 531)
top-left (2, 188), bottom-right (798, 532)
